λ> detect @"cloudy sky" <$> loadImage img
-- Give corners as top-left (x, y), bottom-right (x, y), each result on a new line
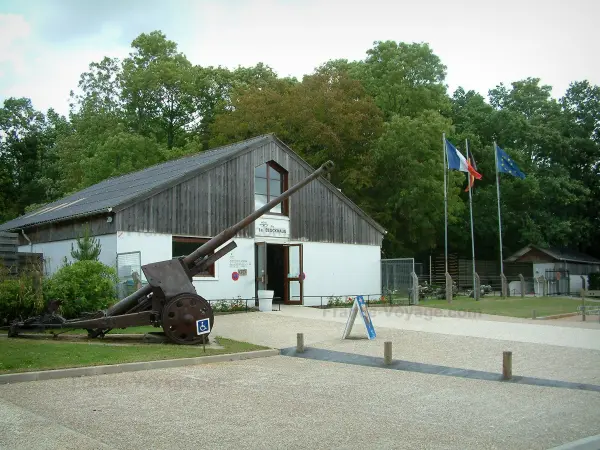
top-left (1, 0), bottom-right (598, 117)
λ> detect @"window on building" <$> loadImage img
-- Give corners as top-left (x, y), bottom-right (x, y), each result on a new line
top-left (254, 161), bottom-right (288, 214)
top-left (172, 236), bottom-right (215, 277)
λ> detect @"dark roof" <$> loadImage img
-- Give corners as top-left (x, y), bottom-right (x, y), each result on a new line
top-left (0, 134), bottom-right (386, 235)
top-left (0, 135), bottom-right (270, 232)
top-left (505, 245), bottom-right (600, 264)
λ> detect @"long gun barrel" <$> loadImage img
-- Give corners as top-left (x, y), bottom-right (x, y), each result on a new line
top-left (106, 160), bottom-right (335, 316)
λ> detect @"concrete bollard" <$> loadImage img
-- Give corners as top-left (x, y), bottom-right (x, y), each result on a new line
top-left (296, 333), bottom-right (304, 353)
top-left (502, 351), bottom-right (512, 380)
top-left (384, 341), bottom-right (393, 365)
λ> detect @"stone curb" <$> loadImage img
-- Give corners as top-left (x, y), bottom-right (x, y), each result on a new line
top-left (547, 433), bottom-right (600, 449)
top-left (537, 312), bottom-right (579, 320)
top-left (0, 349), bottom-right (280, 385)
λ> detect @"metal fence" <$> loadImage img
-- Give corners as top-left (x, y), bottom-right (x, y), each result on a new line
top-left (381, 258), bottom-right (415, 299)
top-left (203, 293), bottom-right (414, 312)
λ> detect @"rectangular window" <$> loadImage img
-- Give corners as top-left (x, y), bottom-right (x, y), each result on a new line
top-left (172, 236), bottom-right (215, 277)
top-left (254, 161), bottom-right (288, 215)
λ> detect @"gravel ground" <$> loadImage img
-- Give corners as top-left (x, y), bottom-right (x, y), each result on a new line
top-left (1, 357), bottom-right (599, 450)
top-left (2, 306), bottom-right (599, 449)
top-left (212, 311), bottom-right (600, 385)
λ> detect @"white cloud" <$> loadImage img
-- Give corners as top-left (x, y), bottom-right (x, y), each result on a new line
top-left (0, 13), bottom-right (130, 116)
top-left (0, 14), bottom-right (32, 75)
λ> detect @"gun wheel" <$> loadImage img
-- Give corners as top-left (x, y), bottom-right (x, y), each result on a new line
top-left (161, 293), bottom-right (214, 345)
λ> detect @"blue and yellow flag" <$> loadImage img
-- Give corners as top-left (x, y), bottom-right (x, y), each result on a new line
top-left (496, 146), bottom-right (525, 179)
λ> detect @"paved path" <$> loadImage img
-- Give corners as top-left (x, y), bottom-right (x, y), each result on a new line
top-left (212, 307), bottom-right (600, 385)
top-left (2, 306), bottom-right (599, 449)
top-left (272, 305), bottom-right (600, 350)
top-left (1, 357), bottom-right (599, 450)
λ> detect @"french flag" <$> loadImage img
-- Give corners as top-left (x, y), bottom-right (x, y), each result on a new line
top-left (445, 139), bottom-right (482, 181)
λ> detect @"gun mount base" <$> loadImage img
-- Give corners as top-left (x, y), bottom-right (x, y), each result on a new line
top-left (161, 293), bottom-right (214, 345)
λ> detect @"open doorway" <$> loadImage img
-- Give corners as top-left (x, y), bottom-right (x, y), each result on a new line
top-left (255, 242), bottom-right (303, 305)
top-left (266, 244), bottom-right (285, 303)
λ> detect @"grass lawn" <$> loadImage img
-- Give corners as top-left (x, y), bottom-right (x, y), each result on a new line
top-left (0, 336), bottom-right (269, 374)
top-left (420, 296), bottom-right (584, 318)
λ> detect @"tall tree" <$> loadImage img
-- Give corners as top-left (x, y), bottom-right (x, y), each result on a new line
top-left (0, 98), bottom-right (65, 220)
top-left (352, 41), bottom-right (451, 119)
top-left (121, 31), bottom-right (203, 149)
top-left (370, 111), bottom-right (464, 257)
top-left (210, 66), bottom-right (383, 203)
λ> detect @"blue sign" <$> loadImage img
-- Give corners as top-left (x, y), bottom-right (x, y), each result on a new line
top-left (196, 318), bottom-right (211, 335)
top-left (356, 296), bottom-right (376, 339)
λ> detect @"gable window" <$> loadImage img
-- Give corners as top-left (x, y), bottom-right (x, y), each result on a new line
top-left (254, 161), bottom-right (288, 214)
top-left (172, 236), bottom-right (215, 277)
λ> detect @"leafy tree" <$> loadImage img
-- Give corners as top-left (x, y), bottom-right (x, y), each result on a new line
top-left (0, 264), bottom-right (44, 323)
top-left (448, 79), bottom-right (596, 261)
top-left (210, 66), bottom-right (383, 203)
top-left (121, 31), bottom-right (203, 149)
top-left (70, 226), bottom-right (102, 261)
top-left (0, 98), bottom-right (65, 220)
top-left (44, 261), bottom-right (119, 318)
top-left (351, 41), bottom-right (451, 119)
top-left (369, 111), bottom-right (464, 256)
top-left (70, 56), bottom-right (123, 116)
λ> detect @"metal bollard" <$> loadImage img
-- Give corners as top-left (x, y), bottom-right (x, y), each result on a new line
top-left (502, 351), bottom-right (512, 380)
top-left (297, 333), bottom-right (304, 353)
top-left (532, 309), bottom-right (536, 320)
top-left (384, 341), bottom-right (393, 365)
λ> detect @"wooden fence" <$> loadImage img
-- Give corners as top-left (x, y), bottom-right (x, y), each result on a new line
top-left (0, 231), bottom-right (19, 275)
top-left (0, 231), bottom-right (43, 276)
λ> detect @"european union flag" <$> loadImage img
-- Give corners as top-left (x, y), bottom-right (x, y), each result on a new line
top-left (496, 146), bottom-right (526, 179)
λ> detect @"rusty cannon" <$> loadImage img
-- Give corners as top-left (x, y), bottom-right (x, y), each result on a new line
top-left (5, 160), bottom-right (334, 345)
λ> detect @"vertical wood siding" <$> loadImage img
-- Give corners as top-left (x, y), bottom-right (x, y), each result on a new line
top-left (117, 141), bottom-right (383, 245)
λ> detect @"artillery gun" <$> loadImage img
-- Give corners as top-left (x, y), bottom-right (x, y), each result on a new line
top-left (4, 161), bottom-right (335, 345)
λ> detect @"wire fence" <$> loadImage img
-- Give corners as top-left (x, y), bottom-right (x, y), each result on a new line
top-left (381, 258), bottom-right (415, 299)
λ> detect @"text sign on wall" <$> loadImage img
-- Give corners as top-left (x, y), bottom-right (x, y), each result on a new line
top-left (255, 216), bottom-right (290, 239)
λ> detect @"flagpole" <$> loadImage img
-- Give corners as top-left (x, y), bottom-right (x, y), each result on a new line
top-left (494, 141), bottom-right (504, 276)
top-left (443, 133), bottom-right (448, 275)
top-left (466, 139), bottom-right (476, 299)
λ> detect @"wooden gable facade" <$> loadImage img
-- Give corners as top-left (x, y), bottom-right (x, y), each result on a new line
top-left (115, 137), bottom-right (384, 246)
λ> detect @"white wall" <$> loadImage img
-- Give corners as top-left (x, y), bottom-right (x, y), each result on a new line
top-left (570, 275), bottom-right (587, 293)
top-left (19, 234), bottom-right (117, 276)
top-left (192, 238), bottom-right (256, 301)
top-left (30, 230), bottom-right (382, 306)
top-left (115, 231), bottom-right (257, 301)
top-left (116, 231), bottom-right (172, 280)
top-left (300, 242), bottom-right (381, 306)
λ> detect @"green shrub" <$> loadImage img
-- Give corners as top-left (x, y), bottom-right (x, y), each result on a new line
top-left (44, 260), bottom-right (119, 318)
top-left (0, 269), bottom-right (44, 323)
top-left (589, 273), bottom-right (600, 290)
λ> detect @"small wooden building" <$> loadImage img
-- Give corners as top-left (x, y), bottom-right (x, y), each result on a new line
top-left (0, 135), bottom-right (385, 305)
top-left (505, 244), bottom-right (600, 294)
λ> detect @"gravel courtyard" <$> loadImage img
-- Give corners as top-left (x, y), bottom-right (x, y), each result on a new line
top-left (1, 305), bottom-right (599, 450)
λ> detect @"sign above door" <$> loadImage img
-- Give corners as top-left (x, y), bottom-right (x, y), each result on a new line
top-left (255, 216), bottom-right (290, 239)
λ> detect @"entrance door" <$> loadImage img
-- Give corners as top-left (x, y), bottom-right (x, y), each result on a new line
top-left (255, 242), bottom-right (267, 305)
top-left (284, 244), bottom-right (303, 305)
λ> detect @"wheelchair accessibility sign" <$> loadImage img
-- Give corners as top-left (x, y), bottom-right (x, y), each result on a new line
top-left (196, 318), bottom-right (211, 335)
